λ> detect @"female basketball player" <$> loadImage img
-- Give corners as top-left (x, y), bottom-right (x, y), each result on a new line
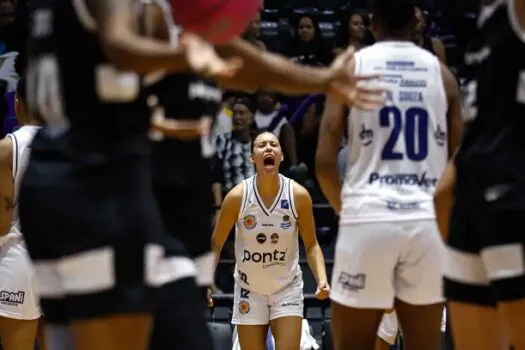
top-left (0, 77), bottom-right (43, 350)
top-left (211, 131), bottom-right (330, 350)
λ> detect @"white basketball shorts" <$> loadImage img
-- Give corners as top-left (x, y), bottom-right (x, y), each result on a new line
top-left (331, 220), bottom-right (445, 309)
top-left (0, 236), bottom-right (40, 320)
top-left (232, 275), bottom-right (303, 325)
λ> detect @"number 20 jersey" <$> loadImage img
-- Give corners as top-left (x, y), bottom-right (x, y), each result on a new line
top-left (342, 41), bottom-right (448, 224)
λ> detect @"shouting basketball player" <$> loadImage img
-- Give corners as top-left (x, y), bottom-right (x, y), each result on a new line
top-left (211, 132), bottom-right (330, 350)
top-left (315, 0), bottom-right (463, 349)
top-left (441, 0), bottom-right (525, 349)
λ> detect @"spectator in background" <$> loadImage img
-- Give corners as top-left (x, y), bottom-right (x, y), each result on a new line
top-left (285, 15), bottom-right (333, 66)
top-left (335, 10), bottom-right (368, 55)
top-left (242, 12), bottom-right (266, 51)
top-left (0, 0), bottom-right (16, 54)
top-left (254, 90), bottom-right (298, 169)
top-left (214, 91), bottom-right (237, 137)
top-left (414, 6), bottom-right (447, 63)
top-left (212, 97), bottom-right (257, 206)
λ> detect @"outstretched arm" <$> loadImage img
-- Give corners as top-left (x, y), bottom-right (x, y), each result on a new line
top-left (294, 182), bottom-right (330, 300)
top-left (316, 96), bottom-right (346, 215)
top-left (86, 0), bottom-right (241, 76)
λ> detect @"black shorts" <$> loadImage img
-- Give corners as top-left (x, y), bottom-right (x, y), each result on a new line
top-left (153, 184), bottom-right (214, 286)
top-left (19, 160), bottom-right (189, 324)
top-left (149, 278), bottom-right (213, 350)
top-left (444, 184), bottom-right (525, 306)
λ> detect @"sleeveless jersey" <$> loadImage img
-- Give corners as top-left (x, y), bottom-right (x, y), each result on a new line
top-left (25, 0), bottom-right (149, 171)
top-left (342, 41), bottom-right (448, 224)
top-left (234, 174), bottom-right (301, 296)
top-left (6, 125), bottom-right (40, 237)
top-left (455, 0), bottom-right (525, 202)
top-left (144, 0), bottom-right (222, 188)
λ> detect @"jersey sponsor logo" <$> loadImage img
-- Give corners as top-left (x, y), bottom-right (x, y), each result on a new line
top-left (239, 300), bottom-right (251, 314)
top-left (281, 302), bottom-right (300, 307)
top-left (0, 291), bottom-right (25, 305)
top-left (270, 233), bottom-right (279, 244)
top-left (400, 79), bottom-right (427, 88)
top-left (280, 199), bottom-right (289, 209)
top-left (359, 124), bottom-right (373, 146)
top-left (256, 233), bottom-right (267, 244)
top-left (369, 172), bottom-right (438, 188)
top-left (281, 215), bottom-right (292, 229)
top-left (188, 81), bottom-right (222, 103)
top-left (242, 249), bottom-right (286, 268)
top-left (337, 272), bottom-right (366, 292)
top-left (243, 215), bottom-right (257, 230)
top-left (385, 200), bottom-right (421, 210)
top-left (434, 125), bottom-right (446, 147)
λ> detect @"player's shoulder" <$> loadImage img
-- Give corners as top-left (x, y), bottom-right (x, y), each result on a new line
top-left (290, 180), bottom-right (312, 206)
top-left (224, 181), bottom-right (246, 204)
top-left (0, 136), bottom-right (13, 167)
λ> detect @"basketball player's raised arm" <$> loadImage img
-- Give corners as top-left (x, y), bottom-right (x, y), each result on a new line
top-left (434, 64), bottom-right (464, 240)
top-left (0, 138), bottom-right (13, 237)
top-left (86, 0), bottom-right (240, 76)
top-left (293, 182), bottom-right (329, 299)
top-left (315, 96), bottom-right (346, 215)
top-left (216, 41), bottom-right (385, 109)
top-left (211, 183), bottom-right (243, 271)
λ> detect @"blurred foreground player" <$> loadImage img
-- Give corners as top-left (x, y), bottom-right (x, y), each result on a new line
top-left (440, 0), bottom-right (525, 349)
top-left (19, 0), bottom-right (241, 350)
top-left (316, 0), bottom-right (463, 349)
top-left (140, 1), bottom-right (219, 349)
top-left (0, 76), bottom-right (42, 350)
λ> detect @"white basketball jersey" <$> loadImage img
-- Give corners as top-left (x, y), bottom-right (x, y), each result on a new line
top-left (342, 41), bottom-right (448, 224)
top-left (7, 125), bottom-right (40, 236)
top-left (234, 174), bottom-right (301, 296)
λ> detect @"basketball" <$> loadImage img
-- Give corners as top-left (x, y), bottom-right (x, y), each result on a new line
top-left (169, 0), bottom-right (260, 45)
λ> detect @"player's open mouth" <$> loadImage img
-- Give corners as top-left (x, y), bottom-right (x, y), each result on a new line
top-left (263, 155), bottom-right (275, 170)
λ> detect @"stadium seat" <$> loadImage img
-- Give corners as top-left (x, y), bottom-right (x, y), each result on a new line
top-left (208, 322), bottom-right (234, 350)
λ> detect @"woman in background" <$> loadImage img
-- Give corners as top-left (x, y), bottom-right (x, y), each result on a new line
top-left (285, 15), bottom-right (333, 66)
top-left (335, 10), bottom-right (368, 55)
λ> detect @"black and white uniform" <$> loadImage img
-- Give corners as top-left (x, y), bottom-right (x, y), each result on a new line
top-left (19, 0), bottom-right (187, 323)
top-left (142, 1), bottom-right (220, 348)
top-left (444, 0), bottom-right (525, 306)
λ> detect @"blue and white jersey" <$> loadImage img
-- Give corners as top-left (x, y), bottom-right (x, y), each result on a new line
top-left (342, 41), bottom-right (448, 224)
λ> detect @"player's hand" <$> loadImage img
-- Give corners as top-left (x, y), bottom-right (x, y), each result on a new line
top-left (180, 33), bottom-right (244, 80)
top-left (207, 288), bottom-right (214, 308)
top-left (327, 47), bottom-right (386, 110)
top-left (315, 280), bottom-right (331, 300)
